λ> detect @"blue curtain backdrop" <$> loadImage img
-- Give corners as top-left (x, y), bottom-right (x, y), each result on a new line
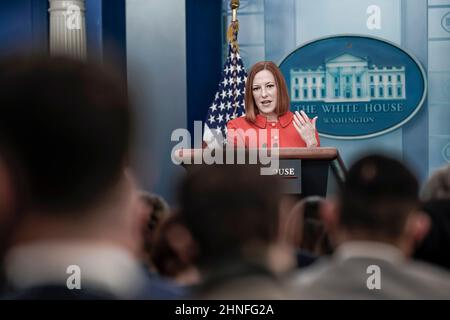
top-left (0, 0), bottom-right (48, 57)
top-left (86, 0), bottom-right (127, 80)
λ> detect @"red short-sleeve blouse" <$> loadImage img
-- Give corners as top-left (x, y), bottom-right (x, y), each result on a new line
top-left (226, 111), bottom-right (320, 148)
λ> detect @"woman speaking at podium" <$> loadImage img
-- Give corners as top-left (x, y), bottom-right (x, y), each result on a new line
top-left (227, 61), bottom-right (320, 148)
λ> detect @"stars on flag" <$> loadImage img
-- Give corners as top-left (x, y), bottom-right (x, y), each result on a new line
top-left (203, 43), bottom-right (247, 146)
top-left (222, 78), bottom-right (228, 87)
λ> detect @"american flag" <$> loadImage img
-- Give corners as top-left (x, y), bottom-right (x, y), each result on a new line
top-left (203, 41), bottom-right (247, 148)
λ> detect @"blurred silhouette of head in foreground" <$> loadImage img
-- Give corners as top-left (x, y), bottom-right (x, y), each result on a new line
top-left (0, 56), bottom-right (146, 298)
top-left (322, 154), bottom-right (430, 256)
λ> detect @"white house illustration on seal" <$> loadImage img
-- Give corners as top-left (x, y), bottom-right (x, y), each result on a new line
top-left (290, 53), bottom-right (406, 102)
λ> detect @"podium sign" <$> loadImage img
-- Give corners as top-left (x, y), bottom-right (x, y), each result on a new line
top-left (275, 159), bottom-right (302, 194)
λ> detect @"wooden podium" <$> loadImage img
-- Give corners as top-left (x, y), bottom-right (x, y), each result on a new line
top-left (174, 147), bottom-right (346, 197)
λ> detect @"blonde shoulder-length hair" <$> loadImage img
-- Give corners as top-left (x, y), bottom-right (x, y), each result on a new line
top-left (244, 61), bottom-right (290, 122)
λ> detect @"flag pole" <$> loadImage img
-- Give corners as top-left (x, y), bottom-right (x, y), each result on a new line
top-left (229, 0), bottom-right (241, 117)
top-left (231, 0), bottom-right (239, 22)
top-left (227, 0), bottom-right (241, 117)
top-left (203, 0), bottom-right (247, 148)
top-left (227, 0), bottom-right (240, 51)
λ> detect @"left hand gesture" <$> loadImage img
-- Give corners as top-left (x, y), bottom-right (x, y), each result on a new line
top-left (293, 111), bottom-right (318, 147)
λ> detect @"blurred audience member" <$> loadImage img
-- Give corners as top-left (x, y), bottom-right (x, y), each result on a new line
top-left (179, 165), bottom-right (295, 299)
top-left (0, 151), bottom-right (23, 294)
top-left (0, 56), bottom-right (147, 299)
top-left (152, 214), bottom-right (199, 283)
top-left (277, 194), bottom-right (301, 241)
top-left (414, 165), bottom-right (450, 270)
top-left (420, 164), bottom-right (450, 202)
top-left (138, 191), bottom-right (170, 270)
top-left (290, 154), bottom-right (450, 299)
top-left (413, 200), bottom-right (450, 271)
top-left (144, 214), bottom-right (200, 299)
top-left (281, 196), bottom-right (332, 268)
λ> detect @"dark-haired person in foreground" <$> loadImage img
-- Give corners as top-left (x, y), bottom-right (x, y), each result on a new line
top-left (413, 164), bottom-right (450, 270)
top-left (0, 56), bottom-right (148, 299)
top-left (280, 196), bottom-right (332, 269)
top-left (0, 152), bottom-right (22, 294)
top-left (145, 213), bottom-right (200, 299)
top-left (138, 191), bottom-right (171, 272)
top-left (290, 154), bottom-right (450, 299)
top-left (178, 165), bottom-right (295, 299)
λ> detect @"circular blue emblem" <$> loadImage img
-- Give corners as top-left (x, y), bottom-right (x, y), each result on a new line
top-left (441, 12), bottom-right (450, 33)
top-left (279, 35), bottom-right (427, 139)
